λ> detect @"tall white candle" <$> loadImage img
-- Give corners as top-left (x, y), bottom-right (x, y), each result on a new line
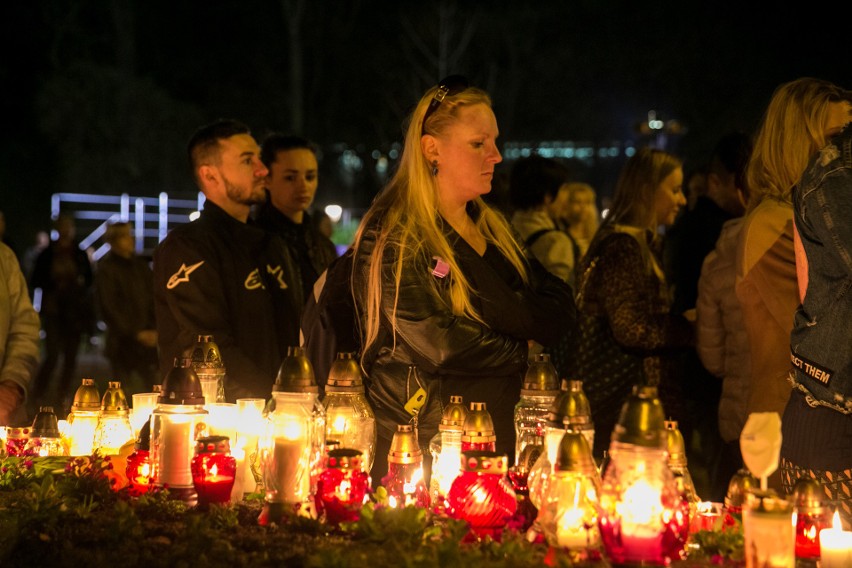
top-left (236, 398), bottom-right (265, 495)
top-left (272, 438), bottom-right (309, 502)
top-left (159, 419), bottom-right (193, 487)
top-left (820, 511), bottom-right (852, 568)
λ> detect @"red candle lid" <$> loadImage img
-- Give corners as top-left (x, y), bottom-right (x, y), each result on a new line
top-left (194, 435), bottom-right (231, 455)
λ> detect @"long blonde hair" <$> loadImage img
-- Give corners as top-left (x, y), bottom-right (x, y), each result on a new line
top-left (353, 83), bottom-right (528, 357)
top-left (602, 148), bottom-right (682, 233)
top-left (746, 77), bottom-right (849, 210)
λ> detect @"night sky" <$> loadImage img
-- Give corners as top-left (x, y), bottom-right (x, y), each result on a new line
top-left (2, 1), bottom-right (850, 251)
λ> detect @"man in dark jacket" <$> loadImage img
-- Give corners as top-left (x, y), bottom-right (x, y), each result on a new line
top-left (95, 221), bottom-right (159, 394)
top-left (153, 120), bottom-right (303, 400)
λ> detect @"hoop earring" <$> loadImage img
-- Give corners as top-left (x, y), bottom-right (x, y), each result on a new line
top-left (431, 160), bottom-right (439, 176)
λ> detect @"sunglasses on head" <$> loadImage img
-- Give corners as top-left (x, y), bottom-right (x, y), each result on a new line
top-left (421, 74), bottom-right (469, 135)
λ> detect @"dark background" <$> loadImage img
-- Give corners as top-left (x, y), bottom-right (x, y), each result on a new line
top-left (2, 0), bottom-right (850, 250)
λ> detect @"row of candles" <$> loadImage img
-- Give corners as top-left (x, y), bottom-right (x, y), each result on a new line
top-left (1, 341), bottom-right (850, 566)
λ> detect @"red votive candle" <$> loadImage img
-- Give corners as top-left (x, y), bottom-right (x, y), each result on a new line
top-left (6, 427), bottom-right (30, 457)
top-left (446, 451), bottom-right (517, 541)
top-left (191, 436), bottom-right (236, 508)
top-left (126, 449), bottom-right (152, 496)
top-left (316, 448), bottom-right (371, 525)
top-left (792, 477), bottom-right (829, 561)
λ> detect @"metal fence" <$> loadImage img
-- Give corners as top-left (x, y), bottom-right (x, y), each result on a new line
top-left (51, 191), bottom-right (205, 261)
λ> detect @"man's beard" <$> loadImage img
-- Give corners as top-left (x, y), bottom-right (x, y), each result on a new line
top-left (224, 176), bottom-right (266, 206)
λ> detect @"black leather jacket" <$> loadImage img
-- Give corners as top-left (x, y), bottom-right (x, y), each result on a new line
top-left (353, 216), bottom-right (576, 467)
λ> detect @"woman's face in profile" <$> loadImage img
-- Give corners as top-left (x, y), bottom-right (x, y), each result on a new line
top-left (431, 103), bottom-right (503, 204)
top-left (654, 167), bottom-right (685, 228)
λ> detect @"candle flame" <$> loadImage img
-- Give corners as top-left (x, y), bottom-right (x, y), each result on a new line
top-left (832, 510), bottom-right (842, 530)
top-left (282, 421), bottom-right (304, 440)
top-left (331, 414), bottom-right (349, 434)
top-left (210, 463), bottom-right (219, 476)
top-left (618, 479), bottom-right (663, 527)
top-left (336, 479), bottom-right (352, 500)
top-left (806, 524), bottom-right (817, 540)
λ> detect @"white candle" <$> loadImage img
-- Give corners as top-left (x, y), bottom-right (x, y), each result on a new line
top-left (556, 506), bottom-right (588, 548)
top-left (200, 378), bottom-right (218, 406)
top-left (131, 393), bottom-right (159, 437)
top-left (230, 445), bottom-right (246, 502)
top-left (820, 511), bottom-right (852, 568)
top-left (235, 398), bottom-right (265, 495)
top-left (743, 502), bottom-right (794, 568)
top-left (159, 419), bottom-right (193, 487)
top-left (68, 411), bottom-right (99, 456)
top-left (272, 438), bottom-right (309, 502)
top-left (205, 402), bottom-right (238, 442)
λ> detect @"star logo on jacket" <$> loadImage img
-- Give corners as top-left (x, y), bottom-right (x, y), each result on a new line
top-left (166, 261), bottom-right (205, 289)
top-left (266, 264), bottom-right (289, 289)
top-left (244, 265), bottom-right (289, 290)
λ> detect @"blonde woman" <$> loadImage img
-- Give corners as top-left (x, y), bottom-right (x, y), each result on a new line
top-left (573, 148), bottom-right (693, 458)
top-left (734, 78), bottom-right (850, 493)
top-left (351, 76), bottom-right (575, 480)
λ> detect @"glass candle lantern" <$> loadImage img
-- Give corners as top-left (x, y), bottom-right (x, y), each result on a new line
top-left (742, 489), bottom-right (794, 568)
top-left (57, 419), bottom-right (71, 453)
top-left (429, 395), bottom-right (467, 509)
top-left (258, 391), bottom-right (318, 524)
top-left (24, 406), bottom-right (67, 457)
top-left (514, 353), bottom-right (560, 466)
top-left (126, 419), bottom-right (152, 496)
top-left (275, 346), bottom-right (327, 491)
top-left (188, 334), bottom-right (226, 403)
top-left (67, 377), bottom-right (101, 456)
top-left (5, 426), bottom-right (29, 456)
top-left (93, 381), bottom-right (135, 455)
top-left (381, 424), bottom-right (430, 509)
top-left (689, 501), bottom-right (725, 534)
top-left (528, 379), bottom-right (594, 510)
top-left (233, 397), bottom-right (266, 499)
top-left (150, 357), bottom-right (209, 505)
top-left (507, 438), bottom-right (544, 535)
top-left (446, 451), bottom-right (517, 541)
top-left (598, 385), bottom-right (690, 566)
top-left (537, 429), bottom-right (601, 553)
top-left (315, 448), bottom-right (371, 525)
top-left (322, 352), bottom-right (376, 473)
top-left (204, 402), bottom-right (238, 442)
top-left (461, 402), bottom-right (496, 453)
top-left (130, 392), bottom-right (159, 439)
top-left (792, 478), bottom-right (829, 561)
top-left (724, 467), bottom-right (759, 517)
top-left (191, 435), bottom-right (237, 508)
top-left (664, 419), bottom-right (699, 530)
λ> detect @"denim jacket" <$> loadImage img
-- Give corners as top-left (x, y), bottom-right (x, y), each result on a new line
top-left (790, 126), bottom-right (852, 414)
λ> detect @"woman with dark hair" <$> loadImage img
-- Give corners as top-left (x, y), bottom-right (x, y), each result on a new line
top-left (508, 155), bottom-right (578, 287)
top-left (351, 76), bottom-right (575, 480)
top-left (573, 148), bottom-right (694, 458)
